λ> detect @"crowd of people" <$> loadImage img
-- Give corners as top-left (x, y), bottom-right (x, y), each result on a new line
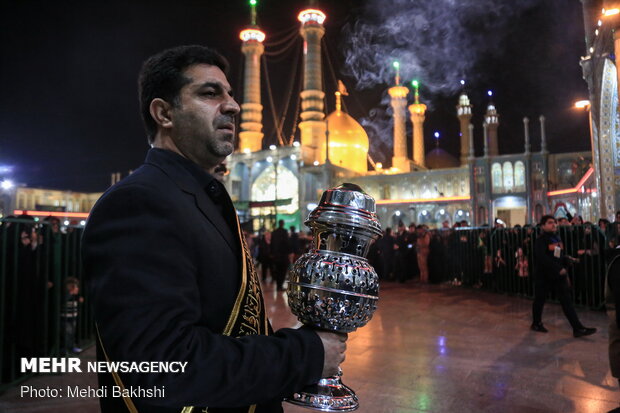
top-left (242, 212), bottom-right (620, 306)
top-left (243, 220), bottom-right (309, 291)
top-left (0, 216), bottom-right (87, 385)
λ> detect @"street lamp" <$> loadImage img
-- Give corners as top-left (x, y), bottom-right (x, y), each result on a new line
top-left (1, 179), bottom-right (14, 190)
top-left (574, 100), bottom-right (591, 109)
top-left (574, 99), bottom-right (600, 219)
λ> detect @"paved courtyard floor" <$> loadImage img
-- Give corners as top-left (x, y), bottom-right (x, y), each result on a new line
top-left (1, 281), bottom-right (617, 413)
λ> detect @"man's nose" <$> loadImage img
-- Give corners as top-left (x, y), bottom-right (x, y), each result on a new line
top-left (222, 96), bottom-right (240, 116)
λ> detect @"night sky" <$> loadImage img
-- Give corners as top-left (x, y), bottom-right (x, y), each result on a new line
top-left (0, 0), bottom-right (590, 192)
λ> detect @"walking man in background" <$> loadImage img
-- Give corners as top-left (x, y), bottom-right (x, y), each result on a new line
top-left (531, 215), bottom-right (596, 337)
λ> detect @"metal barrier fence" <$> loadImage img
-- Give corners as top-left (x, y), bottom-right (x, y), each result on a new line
top-left (431, 225), bottom-right (608, 309)
top-left (0, 219), bottom-right (610, 390)
top-left (0, 218), bottom-right (93, 391)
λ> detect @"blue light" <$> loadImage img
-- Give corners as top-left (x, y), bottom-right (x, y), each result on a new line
top-left (0, 165), bottom-right (14, 174)
top-left (487, 90), bottom-right (493, 97)
top-left (460, 79), bottom-right (465, 86)
top-left (434, 132), bottom-right (440, 139)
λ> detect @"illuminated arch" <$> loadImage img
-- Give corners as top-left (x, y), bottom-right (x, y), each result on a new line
top-left (502, 162), bottom-right (514, 192)
top-left (418, 209), bottom-right (432, 224)
top-left (251, 163), bottom-right (299, 215)
top-left (436, 209), bottom-right (451, 225)
top-left (491, 163), bottom-right (502, 193)
top-left (514, 161), bottom-right (525, 192)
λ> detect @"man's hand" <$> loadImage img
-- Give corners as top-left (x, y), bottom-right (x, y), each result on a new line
top-left (315, 330), bottom-right (348, 378)
top-left (559, 268), bottom-right (568, 276)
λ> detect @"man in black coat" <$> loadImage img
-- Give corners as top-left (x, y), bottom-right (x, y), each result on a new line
top-left (82, 45), bottom-right (346, 413)
top-left (531, 215), bottom-right (596, 338)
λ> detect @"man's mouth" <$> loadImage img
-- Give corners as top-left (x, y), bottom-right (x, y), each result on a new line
top-left (218, 122), bottom-right (235, 132)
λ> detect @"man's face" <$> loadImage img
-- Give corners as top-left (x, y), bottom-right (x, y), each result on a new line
top-left (20, 231), bottom-right (30, 246)
top-left (170, 64), bottom-right (240, 169)
top-left (542, 218), bottom-right (557, 233)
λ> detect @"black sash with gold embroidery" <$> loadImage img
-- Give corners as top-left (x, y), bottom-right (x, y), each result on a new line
top-left (182, 215), bottom-right (270, 413)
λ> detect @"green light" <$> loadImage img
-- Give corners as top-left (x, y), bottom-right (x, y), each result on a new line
top-left (392, 61), bottom-right (400, 69)
top-left (249, 0), bottom-right (256, 5)
top-left (411, 80), bottom-right (419, 88)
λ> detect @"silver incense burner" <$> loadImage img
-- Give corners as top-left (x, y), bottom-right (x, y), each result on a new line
top-left (286, 183), bottom-right (382, 412)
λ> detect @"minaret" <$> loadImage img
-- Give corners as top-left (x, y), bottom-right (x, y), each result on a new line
top-left (467, 123), bottom-right (476, 225)
top-left (523, 117), bottom-right (533, 222)
top-left (483, 122), bottom-right (489, 158)
top-left (539, 115), bottom-right (548, 154)
top-left (389, 61), bottom-right (411, 172)
top-left (298, 7), bottom-right (327, 165)
top-left (408, 80), bottom-right (427, 168)
top-left (457, 85), bottom-right (473, 165)
top-left (484, 91), bottom-right (499, 156)
top-left (468, 123), bottom-right (475, 159)
top-left (238, 0), bottom-right (266, 153)
top-left (523, 117), bottom-right (531, 154)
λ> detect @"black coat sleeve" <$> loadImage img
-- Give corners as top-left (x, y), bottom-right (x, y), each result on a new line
top-left (82, 183), bottom-right (323, 409)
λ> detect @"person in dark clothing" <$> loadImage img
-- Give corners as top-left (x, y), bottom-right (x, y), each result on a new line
top-left (406, 223), bottom-right (419, 280)
top-left (82, 45), bottom-right (346, 413)
top-left (257, 229), bottom-right (273, 282)
top-left (16, 224), bottom-right (48, 360)
top-left (611, 211), bottom-right (620, 248)
top-left (60, 277), bottom-right (84, 355)
top-left (531, 215), bottom-right (596, 337)
top-left (394, 223), bottom-right (409, 283)
top-left (271, 220), bottom-right (291, 291)
top-left (427, 230), bottom-right (444, 284)
top-left (376, 227), bottom-right (396, 280)
top-left (289, 226), bottom-right (302, 262)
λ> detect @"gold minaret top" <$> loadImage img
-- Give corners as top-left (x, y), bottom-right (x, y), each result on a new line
top-left (325, 81), bottom-right (369, 173)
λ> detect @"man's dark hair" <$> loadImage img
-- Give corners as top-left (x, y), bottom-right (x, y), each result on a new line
top-left (138, 45), bottom-right (229, 143)
top-left (539, 215), bottom-right (556, 226)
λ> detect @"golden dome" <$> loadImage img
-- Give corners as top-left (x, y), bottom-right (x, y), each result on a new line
top-left (325, 91), bottom-right (369, 173)
top-left (426, 148), bottom-right (459, 169)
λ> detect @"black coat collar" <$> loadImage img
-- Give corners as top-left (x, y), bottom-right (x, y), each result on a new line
top-left (144, 148), bottom-right (238, 253)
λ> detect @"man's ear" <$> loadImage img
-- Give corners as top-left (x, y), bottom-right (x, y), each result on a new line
top-left (150, 98), bottom-right (174, 129)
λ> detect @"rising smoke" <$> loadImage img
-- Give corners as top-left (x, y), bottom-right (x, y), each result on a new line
top-left (342, 0), bottom-right (548, 157)
top-left (342, 0), bottom-right (542, 95)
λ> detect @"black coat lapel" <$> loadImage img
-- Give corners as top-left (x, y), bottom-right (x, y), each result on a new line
top-left (144, 149), bottom-right (238, 253)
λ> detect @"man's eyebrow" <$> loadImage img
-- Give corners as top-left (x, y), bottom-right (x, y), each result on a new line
top-left (196, 81), bottom-right (233, 95)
